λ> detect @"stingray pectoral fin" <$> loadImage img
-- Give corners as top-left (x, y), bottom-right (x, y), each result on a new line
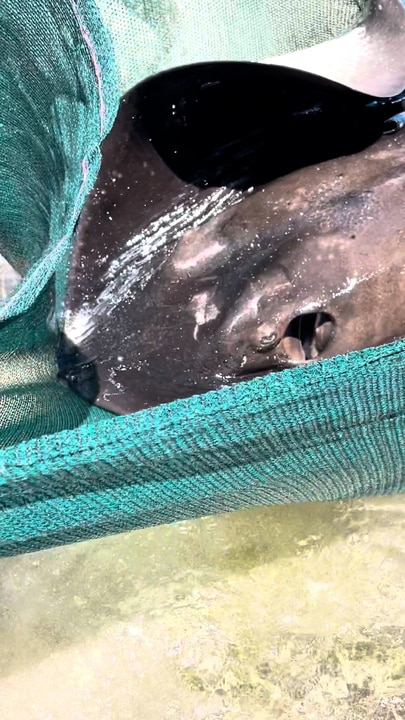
top-left (261, 0), bottom-right (405, 98)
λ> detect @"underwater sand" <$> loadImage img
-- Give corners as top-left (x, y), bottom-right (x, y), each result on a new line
top-left (0, 495), bottom-right (404, 719)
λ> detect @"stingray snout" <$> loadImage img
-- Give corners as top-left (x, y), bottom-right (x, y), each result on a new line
top-left (231, 310), bottom-right (335, 378)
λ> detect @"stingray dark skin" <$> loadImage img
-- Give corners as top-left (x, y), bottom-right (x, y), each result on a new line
top-left (114, 128), bottom-right (405, 399)
top-left (204, 129), bottom-right (405, 374)
top-left (58, 62), bottom-right (405, 414)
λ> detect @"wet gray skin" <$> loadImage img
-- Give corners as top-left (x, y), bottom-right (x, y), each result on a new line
top-left (155, 129), bottom-right (405, 380)
top-left (61, 128), bottom-right (405, 412)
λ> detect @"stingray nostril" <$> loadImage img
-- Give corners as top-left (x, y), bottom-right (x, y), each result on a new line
top-left (256, 332), bottom-right (279, 352)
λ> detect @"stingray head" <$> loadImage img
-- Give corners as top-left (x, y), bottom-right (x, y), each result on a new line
top-left (218, 259), bottom-right (338, 378)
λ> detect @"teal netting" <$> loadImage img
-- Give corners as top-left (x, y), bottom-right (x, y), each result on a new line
top-left (2, 0), bottom-right (404, 557)
top-left (96, 0), bottom-right (365, 93)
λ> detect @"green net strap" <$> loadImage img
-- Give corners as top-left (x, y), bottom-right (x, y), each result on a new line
top-left (1, 339), bottom-right (404, 556)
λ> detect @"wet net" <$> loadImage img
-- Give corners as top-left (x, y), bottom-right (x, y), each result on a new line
top-left (2, 0), bottom-right (404, 556)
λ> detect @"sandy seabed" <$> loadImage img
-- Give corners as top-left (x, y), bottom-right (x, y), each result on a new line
top-left (0, 495), bottom-right (404, 719)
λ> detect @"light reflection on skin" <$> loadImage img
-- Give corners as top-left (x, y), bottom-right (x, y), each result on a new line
top-left (190, 291), bottom-right (220, 340)
top-left (173, 240), bottom-right (227, 273)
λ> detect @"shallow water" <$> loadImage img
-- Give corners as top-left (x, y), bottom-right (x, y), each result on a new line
top-left (0, 495), bottom-right (404, 719)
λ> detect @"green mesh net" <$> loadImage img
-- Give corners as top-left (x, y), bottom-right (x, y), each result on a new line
top-left (96, 0), bottom-right (364, 93)
top-left (3, 0), bottom-right (404, 557)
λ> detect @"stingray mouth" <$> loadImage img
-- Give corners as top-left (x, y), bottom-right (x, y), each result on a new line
top-left (238, 311), bottom-right (335, 378)
top-left (277, 311), bottom-right (335, 364)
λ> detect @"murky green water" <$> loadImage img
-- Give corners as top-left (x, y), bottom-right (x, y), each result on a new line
top-left (0, 496), bottom-right (404, 719)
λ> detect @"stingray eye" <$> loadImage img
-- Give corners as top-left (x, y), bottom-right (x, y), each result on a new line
top-left (256, 332), bottom-right (279, 352)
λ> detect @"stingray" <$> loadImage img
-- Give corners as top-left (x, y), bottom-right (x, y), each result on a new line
top-left (58, 60), bottom-right (405, 414)
top-left (205, 129), bottom-right (405, 375)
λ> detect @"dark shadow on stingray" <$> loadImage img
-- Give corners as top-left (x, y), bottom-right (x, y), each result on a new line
top-left (131, 61), bottom-right (405, 189)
